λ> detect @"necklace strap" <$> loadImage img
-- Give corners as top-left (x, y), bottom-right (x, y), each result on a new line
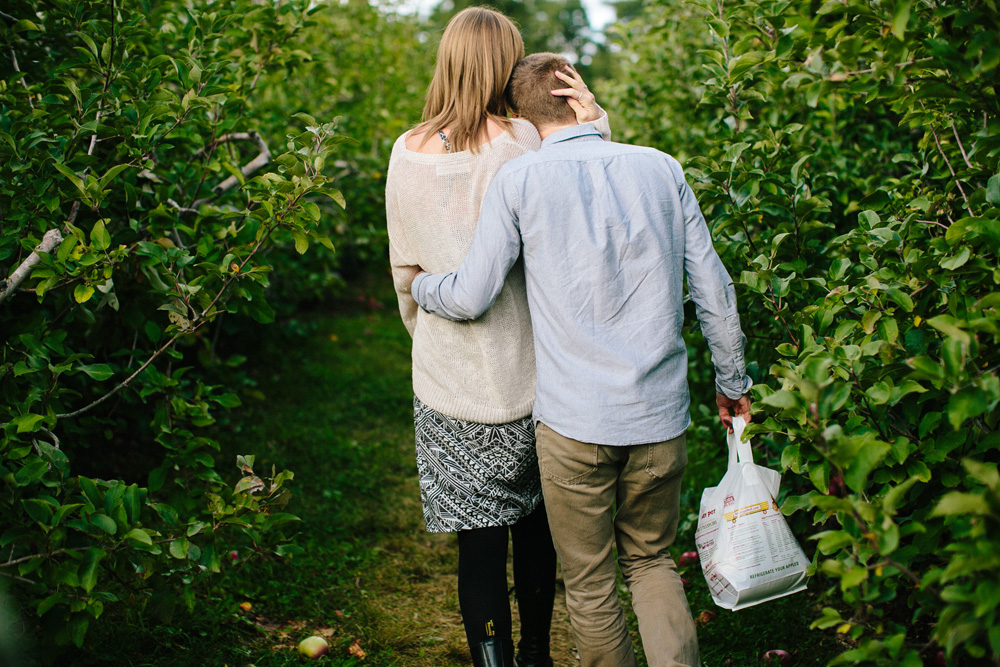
top-left (437, 129), bottom-right (452, 153)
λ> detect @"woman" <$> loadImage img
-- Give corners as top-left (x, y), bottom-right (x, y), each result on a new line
top-left (385, 7), bottom-right (608, 667)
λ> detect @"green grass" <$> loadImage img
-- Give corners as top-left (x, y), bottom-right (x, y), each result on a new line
top-left (55, 284), bottom-right (843, 667)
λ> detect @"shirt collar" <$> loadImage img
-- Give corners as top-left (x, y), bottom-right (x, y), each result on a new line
top-left (541, 122), bottom-right (604, 147)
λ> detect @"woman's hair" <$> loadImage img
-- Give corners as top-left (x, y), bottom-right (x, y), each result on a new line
top-left (416, 7), bottom-right (524, 153)
top-left (506, 53), bottom-right (577, 129)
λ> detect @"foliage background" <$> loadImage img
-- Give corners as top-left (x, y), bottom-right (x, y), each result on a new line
top-left (607, 0), bottom-right (1000, 664)
top-left (2, 0), bottom-right (998, 665)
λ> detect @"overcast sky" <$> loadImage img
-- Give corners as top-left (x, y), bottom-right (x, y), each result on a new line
top-left (392, 0), bottom-right (617, 31)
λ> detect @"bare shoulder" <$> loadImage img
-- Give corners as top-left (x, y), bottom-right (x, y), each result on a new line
top-left (404, 128), bottom-right (447, 154)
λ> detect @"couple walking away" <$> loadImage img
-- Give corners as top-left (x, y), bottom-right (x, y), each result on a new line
top-left (385, 7), bottom-right (752, 667)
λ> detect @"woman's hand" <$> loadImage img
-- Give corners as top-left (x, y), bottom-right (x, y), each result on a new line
top-left (551, 65), bottom-right (603, 124)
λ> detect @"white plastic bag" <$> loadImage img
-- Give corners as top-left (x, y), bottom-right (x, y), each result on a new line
top-left (694, 417), bottom-right (809, 610)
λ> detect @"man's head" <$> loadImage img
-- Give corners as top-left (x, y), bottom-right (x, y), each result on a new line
top-left (506, 53), bottom-right (578, 133)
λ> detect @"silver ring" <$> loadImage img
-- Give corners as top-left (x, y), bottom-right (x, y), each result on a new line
top-left (577, 91), bottom-right (584, 100)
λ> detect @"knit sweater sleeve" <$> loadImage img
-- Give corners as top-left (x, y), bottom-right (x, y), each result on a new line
top-left (385, 146), bottom-right (419, 338)
top-left (592, 108), bottom-right (612, 141)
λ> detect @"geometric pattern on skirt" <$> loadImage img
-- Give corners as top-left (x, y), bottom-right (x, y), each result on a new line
top-left (414, 396), bottom-right (542, 533)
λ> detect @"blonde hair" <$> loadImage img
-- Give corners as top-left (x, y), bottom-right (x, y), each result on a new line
top-left (416, 7), bottom-right (524, 153)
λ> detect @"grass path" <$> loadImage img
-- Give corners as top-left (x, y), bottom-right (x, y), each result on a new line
top-left (215, 294), bottom-right (578, 666)
top-left (75, 288), bottom-right (844, 666)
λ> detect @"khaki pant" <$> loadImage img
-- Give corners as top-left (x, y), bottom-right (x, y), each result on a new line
top-left (536, 423), bottom-right (699, 667)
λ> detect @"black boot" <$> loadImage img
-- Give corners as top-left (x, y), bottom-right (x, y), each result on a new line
top-left (471, 637), bottom-right (515, 667)
top-left (514, 636), bottom-right (554, 667)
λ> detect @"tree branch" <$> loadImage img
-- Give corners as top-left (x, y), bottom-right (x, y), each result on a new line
top-left (8, 45), bottom-right (33, 108)
top-left (917, 218), bottom-right (949, 230)
top-left (55, 332), bottom-right (182, 420)
top-left (0, 229), bottom-right (63, 305)
top-left (193, 131), bottom-right (271, 208)
top-left (951, 123), bottom-right (973, 170)
top-left (55, 204), bottom-right (290, 421)
top-left (168, 132), bottom-right (273, 215)
top-left (0, 571), bottom-right (37, 585)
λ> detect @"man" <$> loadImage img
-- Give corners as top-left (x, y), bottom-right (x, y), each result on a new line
top-left (408, 53), bottom-right (753, 667)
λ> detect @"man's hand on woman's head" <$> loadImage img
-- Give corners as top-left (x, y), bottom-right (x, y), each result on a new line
top-left (551, 65), bottom-right (603, 124)
top-left (716, 392), bottom-right (752, 433)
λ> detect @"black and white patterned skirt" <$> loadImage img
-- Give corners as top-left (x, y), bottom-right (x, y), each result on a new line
top-left (413, 396), bottom-right (542, 533)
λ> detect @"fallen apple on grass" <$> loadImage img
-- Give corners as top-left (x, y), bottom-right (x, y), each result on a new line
top-left (763, 649), bottom-right (791, 665)
top-left (695, 610), bottom-right (717, 626)
top-left (298, 636), bottom-right (330, 659)
top-left (679, 551), bottom-right (699, 567)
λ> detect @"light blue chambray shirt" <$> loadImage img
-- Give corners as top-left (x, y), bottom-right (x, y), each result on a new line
top-left (412, 123), bottom-right (752, 445)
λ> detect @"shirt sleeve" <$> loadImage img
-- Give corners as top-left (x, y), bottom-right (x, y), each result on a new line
top-left (670, 156), bottom-right (753, 399)
top-left (412, 174), bottom-right (523, 321)
top-left (385, 169), bottom-right (419, 338)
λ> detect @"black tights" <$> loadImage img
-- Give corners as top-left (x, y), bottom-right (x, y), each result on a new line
top-left (456, 502), bottom-right (556, 648)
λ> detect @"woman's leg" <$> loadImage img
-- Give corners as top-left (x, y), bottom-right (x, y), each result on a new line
top-left (510, 502), bottom-right (556, 667)
top-left (458, 526), bottom-right (514, 665)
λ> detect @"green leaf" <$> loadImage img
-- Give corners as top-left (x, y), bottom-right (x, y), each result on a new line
top-left (859, 191), bottom-right (890, 211)
top-left (69, 615), bottom-right (89, 648)
top-left (292, 230), bottom-right (309, 255)
top-left (14, 19), bottom-right (42, 32)
top-left (169, 539), bottom-right (190, 559)
top-left (723, 142), bottom-right (751, 163)
top-left (886, 288), bottom-right (914, 312)
top-left (814, 530), bottom-right (853, 554)
top-left (123, 528), bottom-right (153, 545)
top-left (322, 188), bottom-right (346, 209)
top-left (22, 498), bottom-right (55, 524)
top-left (791, 155), bottom-right (810, 184)
top-left (940, 246), bottom-right (971, 270)
top-left (13, 414), bottom-right (46, 434)
top-left (882, 476), bottom-right (921, 514)
top-left (761, 390), bottom-right (798, 409)
top-left (862, 309), bottom-right (882, 334)
top-left (123, 484), bottom-right (140, 524)
top-left (963, 459), bottom-right (999, 490)
top-left (781, 491), bottom-right (819, 514)
top-left (866, 381), bottom-right (891, 405)
top-left (892, 0), bottom-right (912, 39)
top-left (74, 284), bottom-right (95, 303)
top-left (77, 364), bottom-right (114, 381)
top-left (79, 476), bottom-right (101, 507)
top-left (99, 165), bottom-right (131, 190)
top-left (53, 163), bottom-right (87, 197)
top-left (90, 514), bottom-right (117, 536)
top-left (947, 388), bottom-right (988, 429)
top-left (79, 548), bottom-right (104, 593)
top-left (90, 220), bottom-right (111, 251)
top-left (37, 592), bottom-right (68, 617)
top-left (841, 566), bottom-right (869, 590)
top-left (844, 437), bottom-right (892, 492)
top-left (303, 201), bottom-right (321, 221)
top-left (932, 492), bottom-right (990, 517)
top-left (927, 315), bottom-right (970, 345)
top-left (729, 52), bottom-right (764, 80)
top-left (987, 174), bottom-right (1000, 205)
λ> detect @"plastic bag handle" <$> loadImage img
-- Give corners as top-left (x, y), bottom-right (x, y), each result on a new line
top-left (728, 416), bottom-right (754, 466)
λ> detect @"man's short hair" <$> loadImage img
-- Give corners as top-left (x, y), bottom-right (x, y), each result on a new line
top-left (506, 53), bottom-right (578, 128)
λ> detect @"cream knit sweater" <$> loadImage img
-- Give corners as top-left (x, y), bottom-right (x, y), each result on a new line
top-left (386, 116), bottom-right (611, 424)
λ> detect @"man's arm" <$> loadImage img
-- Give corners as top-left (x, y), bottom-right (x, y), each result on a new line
top-left (411, 174), bottom-right (523, 321)
top-left (669, 157), bottom-right (753, 427)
